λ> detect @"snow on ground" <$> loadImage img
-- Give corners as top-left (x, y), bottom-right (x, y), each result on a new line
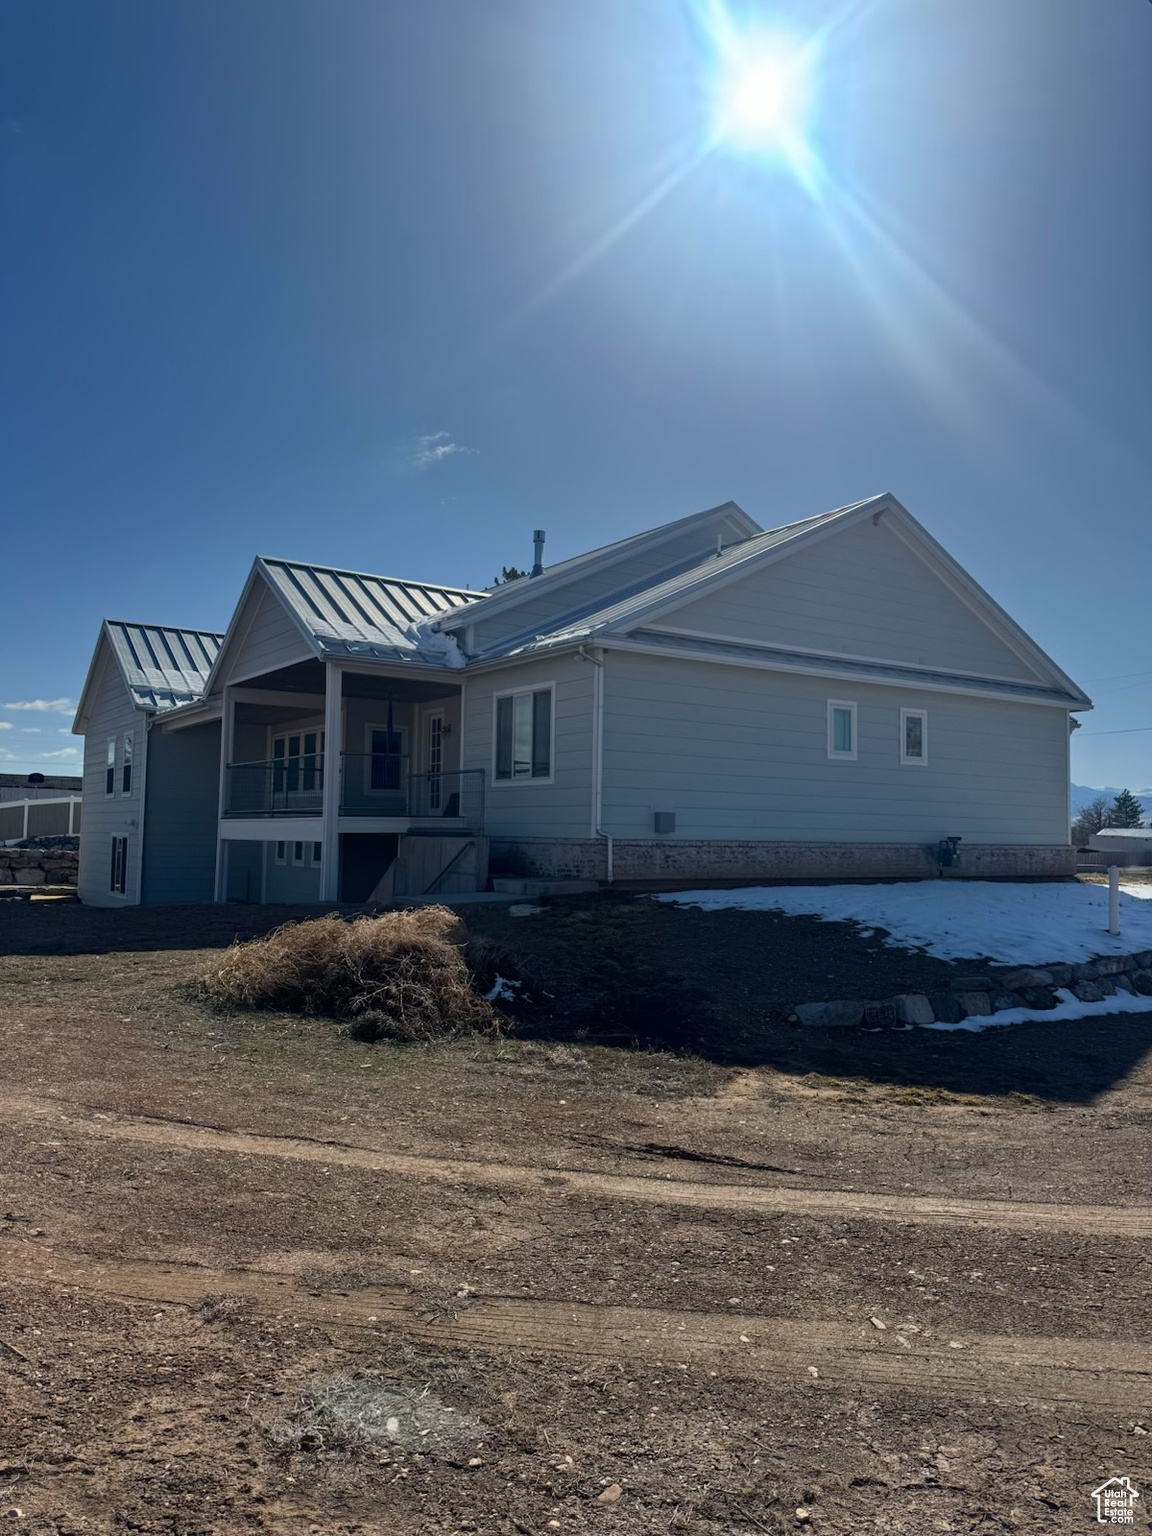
top-left (922, 987), bottom-right (1152, 1032)
top-left (657, 881), bottom-right (1152, 965)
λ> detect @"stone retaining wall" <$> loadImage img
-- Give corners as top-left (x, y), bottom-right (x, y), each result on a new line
top-left (791, 952), bottom-right (1152, 1028)
top-left (491, 837), bottom-right (1077, 884)
top-left (0, 848), bottom-right (79, 886)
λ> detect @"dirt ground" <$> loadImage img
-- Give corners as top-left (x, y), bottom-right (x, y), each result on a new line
top-left (1, 899), bottom-right (1150, 1534)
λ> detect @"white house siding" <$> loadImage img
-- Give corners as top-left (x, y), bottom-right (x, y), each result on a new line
top-left (462, 652), bottom-right (594, 839)
top-left (77, 648), bottom-right (145, 907)
top-left (660, 520), bottom-right (1044, 684)
top-left (601, 649), bottom-right (1071, 846)
top-left (141, 720), bottom-right (222, 905)
top-left (216, 579), bottom-right (314, 687)
top-left (463, 518), bottom-right (748, 653)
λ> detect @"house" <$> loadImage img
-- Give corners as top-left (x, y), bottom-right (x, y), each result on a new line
top-left (1087, 827), bottom-right (1152, 866)
top-left (71, 493), bottom-right (1092, 907)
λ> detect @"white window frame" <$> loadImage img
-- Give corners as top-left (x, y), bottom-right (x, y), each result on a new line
top-left (827, 700), bottom-right (858, 762)
top-left (274, 840), bottom-right (287, 866)
top-left (105, 738), bottom-right (116, 797)
top-left (491, 681), bottom-right (556, 787)
top-left (900, 707), bottom-right (928, 766)
top-left (291, 840), bottom-right (306, 867)
top-left (110, 834), bottom-right (128, 895)
top-left (121, 733), bottom-right (134, 796)
top-left (308, 840), bottom-right (323, 867)
top-left (363, 721), bottom-right (408, 798)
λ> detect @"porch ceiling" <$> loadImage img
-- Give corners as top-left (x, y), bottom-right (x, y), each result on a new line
top-left (242, 659), bottom-right (460, 703)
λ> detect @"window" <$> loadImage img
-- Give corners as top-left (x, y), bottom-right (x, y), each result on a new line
top-left (272, 730), bottom-right (324, 799)
top-left (901, 708), bottom-right (928, 765)
top-left (105, 739), bottom-right (116, 796)
top-left (494, 686), bottom-right (553, 781)
top-left (110, 836), bottom-right (127, 895)
top-left (274, 841), bottom-right (287, 866)
top-left (827, 700), bottom-right (857, 761)
top-left (309, 841), bottom-right (322, 866)
top-left (292, 840), bottom-right (305, 866)
top-left (369, 727), bottom-right (404, 792)
top-left (121, 734), bottom-right (133, 795)
top-left (426, 712), bottom-right (444, 811)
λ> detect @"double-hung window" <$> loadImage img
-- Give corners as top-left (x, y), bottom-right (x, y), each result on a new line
top-left (900, 708), bottom-right (928, 765)
top-left (827, 700), bottom-right (857, 761)
top-left (121, 734), bottom-right (133, 795)
top-left (494, 686), bottom-right (553, 781)
top-left (110, 836), bottom-right (127, 895)
top-left (105, 739), bottom-right (116, 796)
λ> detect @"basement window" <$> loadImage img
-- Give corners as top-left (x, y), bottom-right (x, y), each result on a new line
top-left (827, 701), bottom-right (857, 761)
top-left (274, 841), bottom-right (286, 866)
top-left (110, 835), bottom-right (127, 895)
top-left (494, 685), bottom-right (554, 782)
top-left (292, 841), bottom-right (305, 866)
top-left (901, 708), bottom-right (928, 766)
top-left (309, 841), bottom-right (322, 866)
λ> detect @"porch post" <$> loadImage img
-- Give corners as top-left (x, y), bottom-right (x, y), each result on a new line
top-left (319, 662), bottom-right (342, 902)
top-left (213, 685), bottom-right (235, 903)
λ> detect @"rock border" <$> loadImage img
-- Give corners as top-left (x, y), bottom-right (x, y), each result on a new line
top-left (789, 952), bottom-right (1152, 1028)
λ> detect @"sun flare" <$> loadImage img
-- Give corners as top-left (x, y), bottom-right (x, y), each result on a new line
top-left (711, 30), bottom-right (817, 165)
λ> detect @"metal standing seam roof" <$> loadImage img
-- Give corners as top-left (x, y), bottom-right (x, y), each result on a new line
top-left (480, 500), bottom-right (883, 659)
top-left (256, 558), bottom-right (485, 662)
top-left (104, 622), bottom-right (224, 711)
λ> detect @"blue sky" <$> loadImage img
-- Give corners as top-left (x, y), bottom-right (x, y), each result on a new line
top-left (2, 0), bottom-right (1150, 787)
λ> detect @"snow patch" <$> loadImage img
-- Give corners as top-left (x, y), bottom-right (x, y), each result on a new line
top-left (484, 975), bottom-right (521, 1002)
top-left (657, 881), bottom-right (1152, 965)
top-left (929, 987), bottom-right (1152, 1032)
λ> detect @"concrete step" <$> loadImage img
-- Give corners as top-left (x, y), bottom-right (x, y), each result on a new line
top-left (490, 877), bottom-right (598, 897)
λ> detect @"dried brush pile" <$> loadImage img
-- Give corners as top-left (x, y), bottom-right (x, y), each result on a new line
top-left (197, 907), bottom-right (501, 1043)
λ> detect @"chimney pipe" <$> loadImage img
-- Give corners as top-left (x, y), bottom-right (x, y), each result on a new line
top-left (531, 529), bottom-right (546, 577)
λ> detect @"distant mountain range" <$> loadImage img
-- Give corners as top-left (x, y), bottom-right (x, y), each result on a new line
top-left (1071, 784), bottom-right (1152, 818)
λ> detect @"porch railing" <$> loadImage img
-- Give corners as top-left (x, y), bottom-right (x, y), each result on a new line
top-left (224, 754), bottom-right (484, 829)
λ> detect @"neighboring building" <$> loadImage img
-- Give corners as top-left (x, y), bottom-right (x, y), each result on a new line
top-left (71, 493), bottom-right (1093, 907)
top-left (1088, 827), bottom-right (1152, 863)
top-left (0, 772), bottom-right (82, 804)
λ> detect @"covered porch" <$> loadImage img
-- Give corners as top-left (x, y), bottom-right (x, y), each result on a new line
top-left (214, 657), bottom-right (483, 901)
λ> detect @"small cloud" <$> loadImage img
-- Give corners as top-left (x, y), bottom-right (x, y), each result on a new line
top-left (3, 697), bottom-right (76, 713)
top-left (0, 748), bottom-right (14, 760)
top-left (0, 722), bottom-right (10, 731)
top-left (411, 431), bottom-right (476, 472)
top-left (41, 747), bottom-right (79, 759)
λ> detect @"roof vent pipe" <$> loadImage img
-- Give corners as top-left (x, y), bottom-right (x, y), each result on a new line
top-left (531, 529), bottom-right (546, 577)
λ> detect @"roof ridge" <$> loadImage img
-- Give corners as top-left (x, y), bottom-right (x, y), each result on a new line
top-left (104, 619), bottom-right (225, 639)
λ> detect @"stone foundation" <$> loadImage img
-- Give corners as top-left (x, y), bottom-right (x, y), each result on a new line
top-left (0, 847), bottom-right (79, 885)
top-left (489, 838), bottom-right (1077, 885)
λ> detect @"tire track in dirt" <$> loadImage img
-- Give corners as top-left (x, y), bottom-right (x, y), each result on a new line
top-left (1, 1242), bottom-right (1146, 1410)
top-left (5, 1092), bottom-right (1150, 1236)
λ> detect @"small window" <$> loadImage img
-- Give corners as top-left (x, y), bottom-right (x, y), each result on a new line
top-left (827, 701), bottom-right (857, 761)
top-left (292, 840), bottom-right (305, 866)
top-left (309, 841), bottom-right (322, 866)
top-left (274, 841), bottom-right (287, 866)
top-left (901, 708), bottom-right (928, 765)
top-left (494, 686), bottom-right (553, 781)
top-left (109, 835), bottom-right (127, 895)
top-left (105, 739), bottom-right (116, 796)
top-left (121, 734), bottom-right (133, 795)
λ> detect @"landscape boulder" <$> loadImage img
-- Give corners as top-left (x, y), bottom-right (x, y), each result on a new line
top-left (952, 991), bottom-right (992, 1017)
top-left (989, 991), bottom-right (1025, 1013)
top-left (862, 1000), bottom-right (897, 1028)
top-left (1070, 980), bottom-right (1108, 1003)
top-left (794, 1000), bottom-right (865, 1029)
top-left (1016, 986), bottom-right (1059, 1010)
top-left (998, 968), bottom-right (1053, 990)
top-left (927, 993), bottom-right (967, 1024)
top-left (891, 994), bottom-right (934, 1025)
top-left (1131, 972), bottom-right (1152, 996)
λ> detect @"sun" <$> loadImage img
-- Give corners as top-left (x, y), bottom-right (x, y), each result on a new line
top-left (711, 31), bottom-right (817, 162)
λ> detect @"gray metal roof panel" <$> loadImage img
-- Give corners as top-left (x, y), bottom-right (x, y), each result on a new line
top-left (257, 558), bottom-right (484, 663)
top-left (104, 622), bottom-right (224, 709)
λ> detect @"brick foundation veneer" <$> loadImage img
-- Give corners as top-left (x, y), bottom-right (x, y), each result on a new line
top-left (489, 838), bottom-right (1077, 884)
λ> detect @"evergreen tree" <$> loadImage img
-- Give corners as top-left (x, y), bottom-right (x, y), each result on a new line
top-left (492, 565), bottom-right (527, 585)
top-left (1072, 795), bottom-right (1112, 844)
top-left (1109, 788), bottom-right (1145, 828)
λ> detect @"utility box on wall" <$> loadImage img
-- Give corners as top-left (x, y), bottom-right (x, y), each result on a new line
top-left (653, 810), bottom-right (676, 835)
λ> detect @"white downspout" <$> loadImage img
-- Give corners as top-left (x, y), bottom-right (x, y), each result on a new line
top-left (578, 645), bottom-right (613, 883)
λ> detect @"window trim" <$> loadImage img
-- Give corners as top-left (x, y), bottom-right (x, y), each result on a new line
top-left (121, 733), bottom-right (133, 796)
top-left (308, 840), bottom-right (323, 867)
top-left (900, 707), bottom-right (928, 766)
top-left (362, 722), bottom-right (408, 797)
top-left (291, 840), bottom-right (306, 867)
top-left (274, 840), bottom-right (287, 866)
top-left (491, 681), bottom-right (556, 787)
top-left (827, 700), bottom-right (858, 761)
top-left (105, 738), bottom-right (116, 797)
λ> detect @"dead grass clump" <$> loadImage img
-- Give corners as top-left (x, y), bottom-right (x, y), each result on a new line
top-left (263, 1374), bottom-right (487, 1457)
top-left (197, 907), bottom-right (499, 1043)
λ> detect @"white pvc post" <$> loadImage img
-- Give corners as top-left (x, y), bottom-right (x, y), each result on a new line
top-left (1108, 865), bottom-right (1121, 936)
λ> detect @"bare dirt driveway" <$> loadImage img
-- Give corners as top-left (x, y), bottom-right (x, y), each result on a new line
top-left (1, 901), bottom-right (1150, 1535)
